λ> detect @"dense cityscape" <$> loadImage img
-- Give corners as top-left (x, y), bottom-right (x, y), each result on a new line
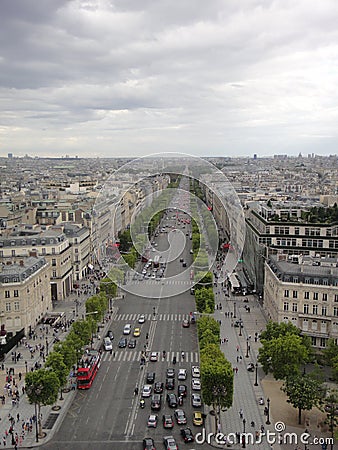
top-left (0, 154), bottom-right (337, 449)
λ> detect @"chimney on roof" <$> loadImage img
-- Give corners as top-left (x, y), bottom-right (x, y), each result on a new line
top-left (29, 251), bottom-right (37, 257)
top-left (19, 260), bottom-right (24, 266)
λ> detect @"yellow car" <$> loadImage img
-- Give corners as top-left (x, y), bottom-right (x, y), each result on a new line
top-left (133, 327), bottom-right (141, 337)
top-left (193, 411), bottom-right (203, 426)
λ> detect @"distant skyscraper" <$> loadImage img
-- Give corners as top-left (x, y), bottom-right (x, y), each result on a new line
top-left (7, 153), bottom-right (13, 159)
top-left (253, 154), bottom-right (257, 160)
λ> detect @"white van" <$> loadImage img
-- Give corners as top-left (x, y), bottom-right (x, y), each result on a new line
top-left (123, 324), bottom-right (131, 335)
top-left (103, 337), bottom-right (113, 351)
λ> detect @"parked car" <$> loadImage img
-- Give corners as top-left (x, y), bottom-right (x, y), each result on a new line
top-left (166, 378), bottom-right (175, 390)
top-left (174, 408), bottom-right (187, 425)
top-left (191, 379), bottom-right (201, 391)
top-left (166, 368), bottom-right (175, 378)
top-left (128, 339), bottom-right (136, 348)
top-left (142, 385), bottom-right (152, 398)
top-left (146, 372), bottom-right (156, 384)
top-left (191, 366), bottom-right (200, 378)
top-left (150, 352), bottom-right (158, 362)
top-left (147, 414), bottom-right (158, 428)
top-left (118, 337), bottom-right (127, 348)
top-left (178, 384), bottom-right (187, 398)
top-left (163, 435), bottom-right (178, 450)
top-left (167, 393), bottom-right (178, 408)
top-left (180, 427), bottom-right (194, 443)
top-left (162, 415), bottom-right (174, 429)
top-left (178, 369), bottom-right (187, 380)
top-left (154, 382), bottom-right (164, 394)
top-left (191, 393), bottom-right (202, 407)
top-left (192, 411), bottom-right (203, 426)
top-left (143, 437), bottom-right (156, 450)
top-left (151, 394), bottom-right (162, 411)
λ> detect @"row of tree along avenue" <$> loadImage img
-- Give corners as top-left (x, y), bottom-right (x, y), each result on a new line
top-left (198, 315), bottom-right (233, 432)
top-left (25, 281), bottom-right (115, 439)
top-left (258, 321), bottom-right (338, 441)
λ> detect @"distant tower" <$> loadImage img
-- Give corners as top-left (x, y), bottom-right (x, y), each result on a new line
top-left (8, 153), bottom-right (13, 159)
top-left (253, 154), bottom-right (257, 160)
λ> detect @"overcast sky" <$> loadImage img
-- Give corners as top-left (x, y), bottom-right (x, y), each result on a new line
top-left (1, 0), bottom-right (338, 158)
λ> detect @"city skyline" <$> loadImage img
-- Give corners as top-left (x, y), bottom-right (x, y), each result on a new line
top-left (1, 0), bottom-right (338, 158)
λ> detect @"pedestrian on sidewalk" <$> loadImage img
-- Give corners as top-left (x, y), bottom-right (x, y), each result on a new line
top-left (239, 408), bottom-right (243, 419)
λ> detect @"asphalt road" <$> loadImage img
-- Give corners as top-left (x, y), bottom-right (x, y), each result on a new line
top-left (45, 198), bottom-right (212, 449)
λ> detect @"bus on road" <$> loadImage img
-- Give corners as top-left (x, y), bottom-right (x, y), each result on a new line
top-left (77, 349), bottom-right (101, 389)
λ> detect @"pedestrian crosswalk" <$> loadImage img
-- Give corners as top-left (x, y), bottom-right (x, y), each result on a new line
top-left (100, 350), bottom-right (199, 363)
top-left (128, 279), bottom-right (191, 285)
top-left (114, 313), bottom-right (191, 322)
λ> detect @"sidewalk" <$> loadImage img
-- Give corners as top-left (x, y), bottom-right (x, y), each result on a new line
top-left (0, 280), bottom-right (110, 448)
top-left (210, 287), bottom-right (331, 450)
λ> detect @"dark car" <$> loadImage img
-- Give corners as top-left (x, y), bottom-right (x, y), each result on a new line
top-left (166, 368), bottom-right (175, 378)
top-left (167, 393), bottom-right (178, 408)
top-left (128, 339), bottom-right (136, 348)
top-left (147, 372), bottom-right (156, 384)
top-left (174, 408), bottom-right (187, 425)
top-left (118, 338), bottom-right (127, 348)
top-left (106, 330), bottom-right (114, 340)
top-left (178, 384), bottom-right (187, 398)
top-left (142, 437), bottom-right (156, 450)
top-left (182, 261), bottom-right (187, 267)
top-left (162, 414), bottom-right (174, 429)
top-left (151, 393), bottom-right (162, 411)
top-left (180, 427), bottom-right (194, 443)
top-left (154, 382), bottom-right (164, 394)
top-left (166, 378), bottom-right (175, 390)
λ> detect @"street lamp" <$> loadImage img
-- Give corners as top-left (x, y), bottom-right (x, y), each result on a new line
top-left (266, 398), bottom-right (271, 425)
top-left (45, 337), bottom-right (49, 356)
top-left (246, 338), bottom-right (249, 358)
top-left (242, 418), bottom-right (246, 448)
top-left (27, 385), bottom-right (43, 442)
top-left (239, 322), bottom-right (242, 336)
top-left (254, 363), bottom-right (258, 386)
top-left (234, 302), bottom-right (237, 318)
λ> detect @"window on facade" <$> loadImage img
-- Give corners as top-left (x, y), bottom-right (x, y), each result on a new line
top-left (295, 227), bottom-right (300, 235)
top-left (284, 290), bottom-right (289, 298)
top-left (292, 303), bottom-right (298, 312)
top-left (335, 294), bottom-right (338, 303)
top-left (303, 304), bottom-right (309, 314)
top-left (320, 338), bottom-right (327, 348)
top-left (293, 290), bottom-right (298, 299)
top-left (321, 306), bottom-right (327, 316)
top-left (5, 291), bottom-right (10, 298)
top-left (11, 250), bottom-right (15, 257)
top-left (304, 291), bottom-right (310, 300)
top-left (52, 248), bottom-right (56, 254)
top-left (313, 292), bottom-right (318, 300)
top-left (13, 290), bottom-right (18, 298)
top-left (313, 305), bottom-right (318, 315)
top-left (52, 259), bottom-right (56, 266)
top-left (311, 320), bottom-right (317, 330)
top-left (311, 336), bottom-right (317, 346)
top-left (5, 302), bottom-right (11, 312)
top-left (283, 302), bottom-right (289, 311)
top-left (14, 302), bottom-right (19, 311)
top-left (322, 293), bottom-right (328, 301)
top-left (52, 270), bottom-right (57, 278)
top-left (334, 307), bottom-right (338, 317)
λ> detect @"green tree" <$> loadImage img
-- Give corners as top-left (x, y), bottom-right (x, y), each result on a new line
top-left (26, 369), bottom-right (60, 436)
top-left (200, 344), bottom-right (233, 431)
top-left (321, 390), bottom-right (338, 444)
top-left (282, 373), bottom-right (323, 424)
top-left (54, 341), bottom-right (77, 370)
top-left (118, 229), bottom-right (132, 252)
top-left (45, 352), bottom-right (69, 400)
top-left (71, 320), bottom-right (92, 346)
top-left (197, 315), bottom-right (220, 341)
top-left (99, 277), bottom-right (117, 298)
top-left (258, 333), bottom-right (310, 380)
top-left (200, 328), bottom-right (219, 349)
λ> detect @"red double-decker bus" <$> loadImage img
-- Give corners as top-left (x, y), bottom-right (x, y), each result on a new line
top-left (77, 349), bottom-right (101, 389)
